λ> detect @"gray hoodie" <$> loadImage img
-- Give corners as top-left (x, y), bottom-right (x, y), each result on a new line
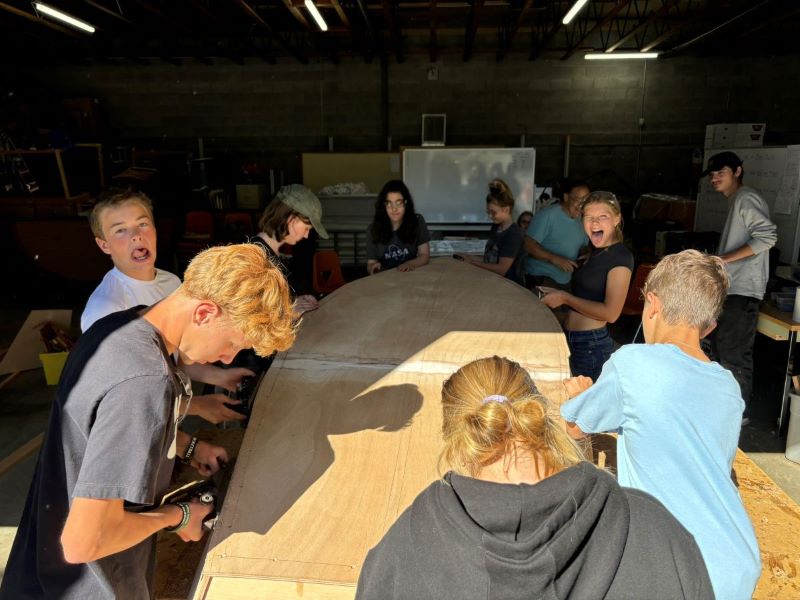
top-left (356, 462), bottom-right (713, 600)
top-left (718, 185), bottom-right (777, 299)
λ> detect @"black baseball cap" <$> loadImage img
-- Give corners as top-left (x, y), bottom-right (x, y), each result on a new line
top-left (701, 151), bottom-right (743, 176)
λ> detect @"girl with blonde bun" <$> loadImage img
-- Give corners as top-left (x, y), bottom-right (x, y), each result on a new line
top-left (357, 356), bottom-right (712, 600)
top-left (457, 179), bottom-right (525, 283)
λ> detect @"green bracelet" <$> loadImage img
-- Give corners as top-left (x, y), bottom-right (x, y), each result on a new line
top-left (165, 502), bottom-right (191, 533)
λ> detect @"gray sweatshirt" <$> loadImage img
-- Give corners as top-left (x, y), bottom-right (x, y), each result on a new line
top-left (356, 463), bottom-right (713, 600)
top-left (718, 185), bottom-right (777, 299)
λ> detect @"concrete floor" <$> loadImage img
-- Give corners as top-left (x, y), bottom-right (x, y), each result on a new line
top-left (1, 308), bottom-right (800, 582)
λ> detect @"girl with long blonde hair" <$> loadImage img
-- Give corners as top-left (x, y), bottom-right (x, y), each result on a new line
top-left (357, 356), bottom-right (712, 600)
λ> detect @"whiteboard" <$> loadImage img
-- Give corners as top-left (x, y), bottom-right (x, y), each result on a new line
top-left (695, 145), bottom-right (800, 264)
top-left (402, 148), bottom-right (535, 224)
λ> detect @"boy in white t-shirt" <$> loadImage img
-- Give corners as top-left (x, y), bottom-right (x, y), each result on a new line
top-left (560, 250), bottom-right (761, 600)
top-left (82, 189), bottom-right (251, 424)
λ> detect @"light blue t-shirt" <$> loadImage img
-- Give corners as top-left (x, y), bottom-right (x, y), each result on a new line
top-left (561, 344), bottom-right (761, 600)
top-left (524, 204), bottom-right (587, 284)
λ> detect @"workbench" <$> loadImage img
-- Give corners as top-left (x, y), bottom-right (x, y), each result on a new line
top-left (757, 302), bottom-right (800, 435)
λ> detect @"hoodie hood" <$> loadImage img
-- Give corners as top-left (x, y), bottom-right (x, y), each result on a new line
top-left (409, 462), bottom-right (630, 599)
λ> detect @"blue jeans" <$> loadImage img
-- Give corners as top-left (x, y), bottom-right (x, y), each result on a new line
top-left (567, 327), bottom-right (614, 381)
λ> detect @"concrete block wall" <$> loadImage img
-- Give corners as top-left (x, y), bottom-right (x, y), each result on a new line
top-left (15, 54), bottom-right (800, 197)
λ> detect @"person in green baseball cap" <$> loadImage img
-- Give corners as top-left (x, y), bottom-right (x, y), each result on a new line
top-left (254, 184), bottom-right (329, 316)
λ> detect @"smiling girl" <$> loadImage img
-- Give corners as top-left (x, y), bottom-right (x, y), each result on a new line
top-left (366, 180), bottom-right (430, 275)
top-left (458, 179), bottom-right (525, 284)
top-left (541, 191), bottom-right (633, 380)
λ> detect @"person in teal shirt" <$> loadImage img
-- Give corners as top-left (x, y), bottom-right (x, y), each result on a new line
top-left (524, 179), bottom-right (589, 290)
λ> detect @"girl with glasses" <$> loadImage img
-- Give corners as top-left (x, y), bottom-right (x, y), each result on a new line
top-left (366, 180), bottom-right (431, 275)
top-left (540, 192), bottom-right (633, 381)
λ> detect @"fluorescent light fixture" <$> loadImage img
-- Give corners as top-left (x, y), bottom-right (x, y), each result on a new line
top-left (304, 0), bottom-right (328, 32)
top-left (33, 2), bottom-right (96, 33)
top-left (562, 0), bottom-right (590, 25)
top-left (585, 52), bottom-right (659, 60)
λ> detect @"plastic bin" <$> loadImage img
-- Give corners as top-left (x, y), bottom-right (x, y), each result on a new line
top-left (39, 351), bottom-right (69, 386)
top-left (787, 394), bottom-right (800, 464)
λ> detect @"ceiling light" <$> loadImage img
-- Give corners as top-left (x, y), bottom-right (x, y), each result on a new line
top-left (33, 2), bottom-right (96, 34)
top-left (562, 0), bottom-right (590, 25)
top-left (585, 52), bottom-right (659, 60)
top-left (304, 0), bottom-right (328, 32)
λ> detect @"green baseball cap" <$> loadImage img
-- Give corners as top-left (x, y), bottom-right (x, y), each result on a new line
top-left (275, 184), bottom-right (329, 239)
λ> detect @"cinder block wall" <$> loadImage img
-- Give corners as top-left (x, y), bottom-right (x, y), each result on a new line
top-left (17, 54), bottom-right (800, 196)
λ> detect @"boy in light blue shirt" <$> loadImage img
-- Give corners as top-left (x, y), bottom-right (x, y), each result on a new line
top-left (561, 249), bottom-right (760, 600)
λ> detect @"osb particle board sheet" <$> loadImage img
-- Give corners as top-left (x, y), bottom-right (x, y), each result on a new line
top-left (194, 259), bottom-right (568, 598)
top-left (288, 258), bottom-right (562, 365)
top-left (734, 449), bottom-right (800, 599)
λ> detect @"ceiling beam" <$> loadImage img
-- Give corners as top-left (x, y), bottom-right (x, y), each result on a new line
top-left (731, 3), bottom-right (800, 42)
top-left (529, 1), bottom-right (567, 61)
top-left (132, 0), bottom-right (189, 32)
top-left (383, 0), bottom-right (404, 63)
top-left (283, 0), bottom-right (311, 28)
top-left (0, 2), bottom-right (82, 37)
top-left (561, 0), bottom-right (631, 60)
top-left (354, 0), bottom-right (379, 61)
top-left (232, 0), bottom-right (309, 64)
top-left (429, 0), bottom-right (438, 62)
top-left (330, 0), bottom-right (350, 28)
top-left (663, 0), bottom-right (771, 56)
top-left (82, 0), bottom-right (133, 25)
top-left (605, 0), bottom-right (681, 53)
top-left (496, 0), bottom-right (533, 62)
top-left (186, 0), bottom-right (221, 23)
top-left (463, 0), bottom-right (486, 62)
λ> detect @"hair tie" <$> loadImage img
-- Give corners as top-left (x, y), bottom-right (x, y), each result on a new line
top-left (481, 394), bottom-right (508, 405)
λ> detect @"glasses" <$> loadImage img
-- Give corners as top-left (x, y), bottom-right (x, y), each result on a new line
top-left (385, 199), bottom-right (406, 209)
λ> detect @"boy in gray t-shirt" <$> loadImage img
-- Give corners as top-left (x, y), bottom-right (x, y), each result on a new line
top-left (702, 151), bottom-right (777, 421)
top-left (0, 244), bottom-right (296, 600)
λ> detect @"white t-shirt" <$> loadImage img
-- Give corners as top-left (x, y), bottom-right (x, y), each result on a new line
top-left (81, 267), bottom-right (181, 332)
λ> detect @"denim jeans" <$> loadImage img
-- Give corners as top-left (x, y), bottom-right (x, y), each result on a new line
top-left (710, 294), bottom-right (760, 415)
top-left (567, 327), bottom-right (614, 381)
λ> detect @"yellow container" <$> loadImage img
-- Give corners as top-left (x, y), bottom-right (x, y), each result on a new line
top-left (39, 351), bottom-right (69, 386)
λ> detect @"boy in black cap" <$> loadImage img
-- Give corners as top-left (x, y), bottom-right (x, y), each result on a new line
top-left (702, 150), bottom-right (777, 424)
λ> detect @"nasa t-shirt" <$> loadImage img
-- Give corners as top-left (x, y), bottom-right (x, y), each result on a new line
top-left (366, 214), bottom-right (431, 269)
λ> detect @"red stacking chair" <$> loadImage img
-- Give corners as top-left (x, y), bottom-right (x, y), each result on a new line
top-left (312, 250), bottom-right (346, 295)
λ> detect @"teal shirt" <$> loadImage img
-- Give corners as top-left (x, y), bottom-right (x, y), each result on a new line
top-left (524, 204), bottom-right (587, 284)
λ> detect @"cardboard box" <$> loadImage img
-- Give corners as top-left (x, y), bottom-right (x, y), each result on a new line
top-left (236, 184), bottom-right (269, 209)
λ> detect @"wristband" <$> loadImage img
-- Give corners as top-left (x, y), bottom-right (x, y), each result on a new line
top-left (182, 437), bottom-right (198, 465)
top-left (165, 502), bottom-right (191, 533)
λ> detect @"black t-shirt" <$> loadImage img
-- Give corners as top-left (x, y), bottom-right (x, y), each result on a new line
top-left (483, 223), bottom-right (525, 283)
top-left (366, 215), bottom-right (431, 269)
top-left (572, 242), bottom-right (634, 302)
top-left (0, 309), bottom-right (180, 600)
